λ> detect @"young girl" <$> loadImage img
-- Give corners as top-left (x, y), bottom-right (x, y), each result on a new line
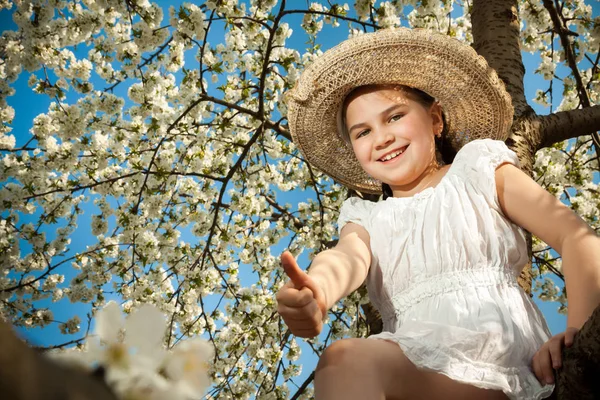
top-left (276, 29), bottom-right (600, 400)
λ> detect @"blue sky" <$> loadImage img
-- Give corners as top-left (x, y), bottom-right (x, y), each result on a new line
top-left (2, 0), bottom-right (598, 392)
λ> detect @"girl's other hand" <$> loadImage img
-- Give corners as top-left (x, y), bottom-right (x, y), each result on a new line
top-left (276, 251), bottom-right (327, 338)
top-left (532, 327), bottom-right (579, 385)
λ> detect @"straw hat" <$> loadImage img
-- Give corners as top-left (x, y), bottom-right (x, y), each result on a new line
top-left (286, 28), bottom-right (514, 194)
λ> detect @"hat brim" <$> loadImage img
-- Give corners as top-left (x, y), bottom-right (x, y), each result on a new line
top-left (287, 28), bottom-right (514, 194)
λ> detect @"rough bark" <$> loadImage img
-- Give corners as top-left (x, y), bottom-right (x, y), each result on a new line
top-left (0, 319), bottom-right (117, 400)
top-left (471, 0), bottom-right (532, 118)
top-left (361, 301), bottom-right (383, 335)
top-left (539, 106), bottom-right (600, 149)
top-left (554, 304), bottom-right (600, 400)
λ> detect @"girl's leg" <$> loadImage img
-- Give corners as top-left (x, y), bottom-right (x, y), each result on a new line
top-left (314, 338), bottom-right (510, 400)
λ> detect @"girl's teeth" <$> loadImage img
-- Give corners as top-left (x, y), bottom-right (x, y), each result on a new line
top-left (382, 149), bottom-right (404, 161)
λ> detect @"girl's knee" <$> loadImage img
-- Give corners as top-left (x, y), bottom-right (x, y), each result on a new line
top-left (315, 338), bottom-right (414, 399)
top-left (316, 339), bottom-right (364, 372)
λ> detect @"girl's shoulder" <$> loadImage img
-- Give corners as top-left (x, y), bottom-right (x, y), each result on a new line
top-left (452, 138), bottom-right (520, 172)
top-left (449, 138), bottom-right (521, 209)
top-left (337, 196), bottom-right (377, 235)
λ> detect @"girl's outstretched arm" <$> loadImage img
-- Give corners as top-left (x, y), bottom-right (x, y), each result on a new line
top-left (307, 222), bottom-right (372, 310)
top-left (495, 163), bottom-right (600, 328)
top-left (495, 162), bottom-right (600, 384)
top-left (276, 223), bottom-right (372, 338)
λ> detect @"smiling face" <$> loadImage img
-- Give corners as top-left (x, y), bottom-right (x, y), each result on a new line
top-left (344, 85), bottom-right (444, 196)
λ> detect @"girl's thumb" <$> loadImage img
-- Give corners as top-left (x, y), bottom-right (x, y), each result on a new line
top-left (281, 251), bottom-right (309, 289)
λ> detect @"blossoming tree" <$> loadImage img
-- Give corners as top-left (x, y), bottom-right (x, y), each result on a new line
top-left (1, 0), bottom-right (599, 398)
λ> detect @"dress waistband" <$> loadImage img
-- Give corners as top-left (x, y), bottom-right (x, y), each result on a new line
top-left (391, 267), bottom-right (519, 315)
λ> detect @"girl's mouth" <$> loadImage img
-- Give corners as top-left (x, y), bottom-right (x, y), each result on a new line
top-left (378, 145), bottom-right (408, 163)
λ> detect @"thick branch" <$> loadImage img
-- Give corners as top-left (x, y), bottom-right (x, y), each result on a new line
top-left (555, 303), bottom-right (600, 399)
top-left (539, 105), bottom-right (600, 149)
top-left (471, 0), bottom-right (532, 117)
top-left (0, 320), bottom-right (117, 400)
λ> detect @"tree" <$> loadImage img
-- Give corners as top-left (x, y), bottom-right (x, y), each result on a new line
top-left (0, 0), bottom-right (599, 398)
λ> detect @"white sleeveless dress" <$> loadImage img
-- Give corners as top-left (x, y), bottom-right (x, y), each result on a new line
top-left (337, 139), bottom-right (554, 400)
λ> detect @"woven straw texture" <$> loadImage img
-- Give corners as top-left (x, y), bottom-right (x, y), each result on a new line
top-left (286, 28), bottom-right (514, 194)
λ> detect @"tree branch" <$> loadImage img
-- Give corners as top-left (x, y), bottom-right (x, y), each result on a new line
top-left (281, 10), bottom-right (379, 29)
top-left (290, 371), bottom-right (315, 400)
top-left (539, 105), bottom-right (600, 149)
top-left (198, 93), bottom-right (291, 140)
top-left (541, 0), bottom-right (600, 159)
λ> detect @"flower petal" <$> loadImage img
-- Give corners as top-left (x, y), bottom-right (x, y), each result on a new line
top-left (124, 304), bottom-right (166, 354)
top-left (96, 301), bottom-right (124, 343)
top-left (163, 338), bottom-right (213, 393)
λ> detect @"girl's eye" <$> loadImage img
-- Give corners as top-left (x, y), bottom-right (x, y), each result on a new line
top-left (356, 129), bottom-right (370, 139)
top-left (389, 114), bottom-right (403, 122)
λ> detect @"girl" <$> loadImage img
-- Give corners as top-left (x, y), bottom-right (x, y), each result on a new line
top-left (276, 29), bottom-right (600, 400)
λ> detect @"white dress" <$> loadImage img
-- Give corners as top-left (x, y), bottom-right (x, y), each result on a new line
top-left (337, 139), bottom-right (554, 400)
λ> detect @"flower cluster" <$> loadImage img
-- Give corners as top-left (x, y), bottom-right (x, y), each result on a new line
top-left (53, 302), bottom-right (213, 400)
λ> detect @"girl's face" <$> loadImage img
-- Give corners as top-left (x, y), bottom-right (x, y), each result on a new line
top-left (345, 86), bottom-right (444, 195)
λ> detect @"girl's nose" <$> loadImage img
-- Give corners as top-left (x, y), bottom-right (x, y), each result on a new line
top-left (374, 128), bottom-right (395, 149)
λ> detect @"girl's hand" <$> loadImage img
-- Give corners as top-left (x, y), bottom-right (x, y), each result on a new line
top-left (276, 251), bottom-right (327, 338)
top-left (532, 327), bottom-right (579, 385)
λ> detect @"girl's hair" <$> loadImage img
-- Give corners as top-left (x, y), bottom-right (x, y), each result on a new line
top-left (339, 84), bottom-right (456, 200)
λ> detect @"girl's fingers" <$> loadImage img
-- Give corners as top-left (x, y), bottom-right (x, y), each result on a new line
top-left (564, 327), bottom-right (578, 347)
top-left (280, 313), bottom-right (320, 325)
top-left (278, 303), bottom-right (323, 338)
top-left (532, 354), bottom-right (543, 384)
top-left (280, 251), bottom-right (325, 312)
top-left (548, 338), bottom-right (563, 369)
top-left (536, 346), bottom-right (554, 384)
top-left (289, 326), bottom-right (321, 338)
top-left (277, 302), bottom-right (321, 323)
top-left (276, 286), bottom-right (315, 308)
top-left (278, 251), bottom-right (328, 337)
top-left (281, 251), bottom-right (309, 289)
